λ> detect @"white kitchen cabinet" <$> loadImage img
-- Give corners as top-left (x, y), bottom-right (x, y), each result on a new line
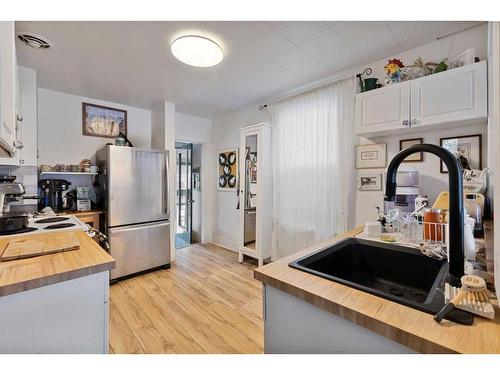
top-left (410, 60), bottom-right (487, 128)
top-left (263, 285), bottom-right (415, 353)
top-left (239, 123), bottom-right (272, 267)
top-left (0, 67), bottom-right (38, 166)
top-left (355, 61), bottom-right (488, 137)
top-left (355, 81), bottom-right (410, 134)
top-left (0, 272), bottom-right (109, 354)
top-left (0, 21), bottom-right (17, 156)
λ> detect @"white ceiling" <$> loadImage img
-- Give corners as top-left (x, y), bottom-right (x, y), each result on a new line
top-left (16, 21), bottom-right (483, 118)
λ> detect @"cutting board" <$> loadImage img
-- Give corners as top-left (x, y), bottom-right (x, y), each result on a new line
top-left (0, 231), bottom-right (80, 262)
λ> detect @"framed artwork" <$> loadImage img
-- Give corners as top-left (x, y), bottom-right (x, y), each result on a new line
top-left (218, 149), bottom-right (238, 191)
top-left (440, 134), bottom-right (482, 173)
top-left (355, 143), bottom-right (387, 169)
top-left (357, 173), bottom-right (382, 191)
top-left (82, 102), bottom-right (127, 138)
top-left (399, 137), bottom-right (423, 162)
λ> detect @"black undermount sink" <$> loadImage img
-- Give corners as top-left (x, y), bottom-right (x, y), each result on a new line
top-left (289, 237), bottom-right (473, 324)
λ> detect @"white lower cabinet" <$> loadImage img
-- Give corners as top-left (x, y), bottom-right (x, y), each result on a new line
top-left (263, 284), bottom-right (416, 354)
top-left (0, 272), bottom-right (110, 354)
top-left (355, 61), bottom-right (488, 137)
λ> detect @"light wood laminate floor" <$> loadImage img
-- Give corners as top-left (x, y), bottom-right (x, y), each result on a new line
top-left (109, 243), bottom-right (264, 353)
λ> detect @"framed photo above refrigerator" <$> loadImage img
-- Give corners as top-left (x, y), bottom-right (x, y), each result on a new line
top-left (82, 102), bottom-right (127, 139)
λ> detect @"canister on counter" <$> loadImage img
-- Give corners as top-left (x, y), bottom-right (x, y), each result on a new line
top-left (423, 208), bottom-right (443, 242)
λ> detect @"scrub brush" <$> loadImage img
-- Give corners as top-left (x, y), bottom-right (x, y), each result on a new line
top-left (434, 275), bottom-right (493, 322)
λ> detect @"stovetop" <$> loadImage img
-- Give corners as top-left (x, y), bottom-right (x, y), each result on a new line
top-left (35, 217), bottom-right (70, 224)
top-left (0, 215), bottom-right (88, 237)
top-left (43, 222), bottom-right (76, 230)
top-left (30, 215), bottom-right (87, 231)
top-left (0, 227), bottom-right (38, 235)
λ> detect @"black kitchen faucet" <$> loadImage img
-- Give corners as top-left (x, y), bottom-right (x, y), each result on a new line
top-left (384, 144), bottom-right (464, 282)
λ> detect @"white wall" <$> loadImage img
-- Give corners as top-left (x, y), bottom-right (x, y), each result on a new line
top-left (486, 22), bottom-right (500, 303)
top-left (175, 112), bottom-right (212, 143)
top-left (38, 88), bottom-right (151, 165)
top-left (210, 23), bottom-right (488, 249)
top-left (211, 106), bottom-right (271, 250)
top-left (355, 124), bottom-right (488, 225)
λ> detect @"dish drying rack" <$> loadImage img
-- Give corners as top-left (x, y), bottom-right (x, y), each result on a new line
top-left (391, 218), bottom-right (448, 245)
top-left (384, 217), bottom-right (449, 260)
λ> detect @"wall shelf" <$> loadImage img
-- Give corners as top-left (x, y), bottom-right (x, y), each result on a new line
top-left (39, 172), bottom-right (98, 176)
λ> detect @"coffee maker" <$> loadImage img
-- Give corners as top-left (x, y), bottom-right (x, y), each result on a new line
top-left (38, 179), bottom-right (71, 212)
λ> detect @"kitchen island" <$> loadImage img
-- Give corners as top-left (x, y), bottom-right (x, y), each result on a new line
top-left (0, 230), bottom-right (115, 353)
top-left (254, 227), bottom-right (500, 354)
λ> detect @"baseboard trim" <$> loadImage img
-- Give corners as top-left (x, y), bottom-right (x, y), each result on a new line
top-left (211, 235), bottom-right (239, 253)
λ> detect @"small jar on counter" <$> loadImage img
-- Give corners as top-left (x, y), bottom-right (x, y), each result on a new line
top-left (423, 208), bottom-right (444, 243)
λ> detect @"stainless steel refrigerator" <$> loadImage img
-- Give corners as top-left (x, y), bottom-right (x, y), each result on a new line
top-left (96, 145), bottom-right (170, 280)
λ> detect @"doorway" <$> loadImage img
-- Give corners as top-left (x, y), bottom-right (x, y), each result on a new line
top-left (175, 142), bottom-right (193, 249)
top-left (175, 142), bottom-right (203, 249)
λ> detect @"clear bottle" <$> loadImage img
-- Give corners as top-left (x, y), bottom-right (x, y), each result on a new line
top-left (464, 194), bottom-right (483, 238)
top-left (114, 131), bottom-right (127, 146)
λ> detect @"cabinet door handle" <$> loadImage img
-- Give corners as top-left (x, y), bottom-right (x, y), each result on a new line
top-left (402, 120), bottom-right (409, 127)
top-left (16, 114), bottom-right (23, 122)
top-left (13, 139), bottom-right (24, 149)
top-left (411, 119), bottom-right (418, 126)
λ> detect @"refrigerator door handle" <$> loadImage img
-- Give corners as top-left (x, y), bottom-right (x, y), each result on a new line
top-left (164, 152), bottom-right (170, 218)
top-left (109, 220), bottom-right (170, 233)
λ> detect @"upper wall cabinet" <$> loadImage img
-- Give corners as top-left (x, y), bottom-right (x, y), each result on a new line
top-left (410, 61), bottom-right (487, 128)
top-left (355, 61), bottom-right (488, 137)
top-left (3, 67), bottom-right (38, 167)
top-left (0, 21), bottom-right (17, 156)
top-left (355, 81), bottom-right (410, 134)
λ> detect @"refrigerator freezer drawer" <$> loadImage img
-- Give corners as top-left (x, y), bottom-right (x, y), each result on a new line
top-left (109, 221), bottom-right (170, 280)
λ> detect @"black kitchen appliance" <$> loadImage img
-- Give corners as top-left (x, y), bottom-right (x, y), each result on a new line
top-left (0, 175), bottom-right (32, 235)
top-left (38, 179), bottom-right (72, 212)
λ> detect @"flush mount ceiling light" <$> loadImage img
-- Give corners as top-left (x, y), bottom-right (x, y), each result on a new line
top-left (170, 36), bottom-right (223, 67)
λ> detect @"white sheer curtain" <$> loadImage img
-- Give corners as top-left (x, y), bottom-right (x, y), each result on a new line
top-left (270, 77), bottom-right (356, 259)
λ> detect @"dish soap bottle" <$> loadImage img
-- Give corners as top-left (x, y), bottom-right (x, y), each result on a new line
top-left (465, 194), bottom-right (483, 238)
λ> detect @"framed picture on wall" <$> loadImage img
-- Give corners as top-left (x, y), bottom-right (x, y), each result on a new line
top-left (82, 102), bottom-right (127, 138)
top-left (399, 137), bottom-right (423, 162)
top-left (357, 173), bottom-right (382, 191)
top-left (440, 134), bottom-right (482, 173)
top-left (218, 149), bottom-right (238, 191)
top-left (355, 143), bottom-right (386, 169)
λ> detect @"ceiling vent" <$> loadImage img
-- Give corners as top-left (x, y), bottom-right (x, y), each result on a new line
top-left (16, 32), bottom-right (52, 49)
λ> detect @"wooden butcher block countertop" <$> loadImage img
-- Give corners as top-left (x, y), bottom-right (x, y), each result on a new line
top-left (254, 227), bottom-right (500, 354)
top-left (0, 230), bottom-right (115, 298)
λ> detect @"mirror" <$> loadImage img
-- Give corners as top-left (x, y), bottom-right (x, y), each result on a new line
top-left (244, 134), bottom-right (257, 250)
